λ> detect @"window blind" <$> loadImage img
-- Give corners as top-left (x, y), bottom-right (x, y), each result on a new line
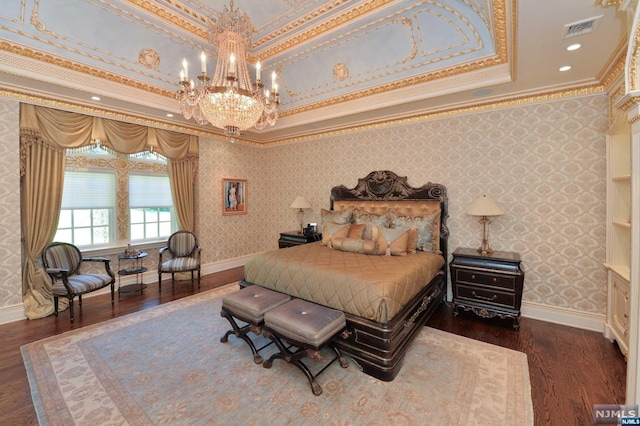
top-left (129, 174), bottom-right (172, 208)
top-left (61, 171), bottom-right (116, 209)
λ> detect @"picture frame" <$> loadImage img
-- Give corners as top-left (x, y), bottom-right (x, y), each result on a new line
top-left (222, 178), bottom-right (247, 215)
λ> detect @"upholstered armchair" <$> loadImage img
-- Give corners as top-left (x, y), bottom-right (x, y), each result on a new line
top-left (41, 242), bottom-right (116, 323)
top-left (158, 230), bottom-right (201, 292)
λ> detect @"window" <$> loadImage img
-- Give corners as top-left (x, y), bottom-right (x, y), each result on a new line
top-left (54, 151), bottom-right (175, 248)
top-left (55, 170), bottom-right (116, 246)
top-left (129, 174), bottom-right (174, 241)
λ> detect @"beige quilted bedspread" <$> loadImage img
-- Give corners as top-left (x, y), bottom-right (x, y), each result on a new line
top-left (243, 242), bottom-right (444, 323)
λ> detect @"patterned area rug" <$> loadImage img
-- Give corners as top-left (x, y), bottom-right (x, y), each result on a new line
top-left (22, 283), bottom-right (533, 425)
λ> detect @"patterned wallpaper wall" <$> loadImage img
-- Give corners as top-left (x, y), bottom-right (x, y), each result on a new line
top-left (0, 98), bottom-right (24, 307)
top-left (198, 94), bottom-right (609, 314)
top-left (0, 94), bottom-right (609, 318)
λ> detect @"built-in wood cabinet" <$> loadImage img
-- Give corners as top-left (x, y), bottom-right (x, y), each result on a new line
top-left (605, 88), bottom-right (632, 357)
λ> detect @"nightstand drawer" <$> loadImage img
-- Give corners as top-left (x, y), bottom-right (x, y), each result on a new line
top-left (455, 284), bottom-right (516, 309)
top-left (455, 269), bottom-right (516, 291)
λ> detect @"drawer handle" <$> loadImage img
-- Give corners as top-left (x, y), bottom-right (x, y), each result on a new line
top-left (493, 277), bottom-right (497, 283)
top-left (472, 291), bottom-right (497, 302)
top-left (471, 274), bottom-right (475, 280)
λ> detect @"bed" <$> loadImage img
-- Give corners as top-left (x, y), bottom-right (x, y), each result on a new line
top-left (242, 170), bottom-right (449, 381)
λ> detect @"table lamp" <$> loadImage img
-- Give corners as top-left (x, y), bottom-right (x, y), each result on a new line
top-left (290, 196), bottom-right (312, 233)
top-left (467, 194), bottom-right (504, 255)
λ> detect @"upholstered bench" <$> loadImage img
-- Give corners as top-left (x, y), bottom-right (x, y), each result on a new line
top-left (262, 298), bottom-right (349, 396)
top-left (220, 286), bottom-right (291, 364)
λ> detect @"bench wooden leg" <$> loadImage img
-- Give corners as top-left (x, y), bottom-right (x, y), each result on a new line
top-left (220, 308), bottom-right (271, 364)
top-left (262, 330), bottom-right (348, 396)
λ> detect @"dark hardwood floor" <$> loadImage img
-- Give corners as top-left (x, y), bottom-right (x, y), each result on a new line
top-left (0, 268), bottom-right (626, 426)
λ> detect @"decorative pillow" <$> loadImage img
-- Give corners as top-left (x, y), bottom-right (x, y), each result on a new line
top-left (347, 223), bottom-right (365, 239)
top-left (321, 222), bottom-right (350, 248)
top-left (353, 208), bottom-right (390, 240)
top-left (376, 226), bottom-right (410, 256)
top-left (332, 237), bottom-right (378, 255)
top-left (389, 210), bottom-right (441, 253)
top-left (406, 227), bottom-right (418, 255)
top-left (320, 208), bottom-right (353, 228)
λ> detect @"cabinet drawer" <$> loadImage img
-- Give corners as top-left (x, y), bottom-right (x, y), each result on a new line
top-left (455, 269), bottom-right (516, 291)
top-left (455, 284), bottom-right (516, 309)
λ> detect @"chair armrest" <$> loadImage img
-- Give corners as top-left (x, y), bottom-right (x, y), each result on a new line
top-left (46, 267), bottom-right (69, 281)
top-left (159, 246), bottom-right (170, 263)
top-left (81, 257), bottom-right (115, 280)
top-left (83, 257), bottom-right (109, 263)
top-left (46, 267), bottom-right (69, 275)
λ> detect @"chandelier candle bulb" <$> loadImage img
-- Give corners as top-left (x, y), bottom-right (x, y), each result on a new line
top-left (200, 52), bottom-right (206, 73)
top-left (272, 71), bottom-right (276, 91)
top-left (182, 59), bottom-right (188, 79)
top-left (256, 61), bottom-right (261, 82)
top-left (230, 53), bottom-right (235, 75)
top-left (179, 69), bottom-right (184, 82)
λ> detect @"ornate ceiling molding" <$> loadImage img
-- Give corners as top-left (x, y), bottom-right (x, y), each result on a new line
top-left (0, 41), bottom-right (174, 97)
top-left (279, 0), bottom-right (510, 117)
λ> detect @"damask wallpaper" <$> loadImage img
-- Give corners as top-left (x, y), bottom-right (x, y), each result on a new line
top-left (0, 94), bottom-right (608, 322)
top-left (197, 94), bottom-right (608, 314)
top-left (0, 99), bottom-right (23, 308)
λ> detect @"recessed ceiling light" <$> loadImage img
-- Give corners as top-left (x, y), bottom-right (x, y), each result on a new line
top-left (566, 43), bottom-right (581, 51)
top-left (91, 96), bottom-right (101, 101)
top-left (166, 113), bottom-right (174, 118)
top-left (559, 65), bottom-right (572, 72)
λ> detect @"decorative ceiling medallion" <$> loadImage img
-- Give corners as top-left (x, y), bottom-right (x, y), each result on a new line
top-left (333, 63), bottom-right (349, 82)
top-left (0, 41), bottom-right (172, 98)
top-left (138, 48), bottom-right (160, 70)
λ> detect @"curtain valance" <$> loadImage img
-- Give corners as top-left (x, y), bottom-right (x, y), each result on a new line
top-left (19, 104), bottom-right (198, 159)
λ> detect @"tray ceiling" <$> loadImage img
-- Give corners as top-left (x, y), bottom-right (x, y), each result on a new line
top-left (0, 0), bottom-right (628, 143)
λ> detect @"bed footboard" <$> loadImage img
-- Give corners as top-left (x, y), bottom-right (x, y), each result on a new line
top-left (332, 272), bottom-right (446, 381)
top-left (241, 272), bottom-right (445, 382)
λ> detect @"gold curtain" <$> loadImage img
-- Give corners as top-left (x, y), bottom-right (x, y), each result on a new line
top-left (19, 104), bottom-right (199, 319)
top-left (169, 157), bottom-right (198, 232)
top-left (20, 133), bottom-right (67, 319)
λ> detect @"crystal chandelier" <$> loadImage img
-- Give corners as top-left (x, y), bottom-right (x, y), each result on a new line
top-left (176, 0), bottom-right (279, 140)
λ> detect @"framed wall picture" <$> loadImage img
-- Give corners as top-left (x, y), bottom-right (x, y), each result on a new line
top-left (222, 178), bottom-right (247, 215)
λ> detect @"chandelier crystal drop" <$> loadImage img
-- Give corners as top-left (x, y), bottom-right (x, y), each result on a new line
top-left (175, 0), bottom-right (279, 139)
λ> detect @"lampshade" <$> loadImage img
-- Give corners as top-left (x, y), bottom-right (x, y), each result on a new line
top-left (467, 194), bottom-right (504, 217)
top-left (290, 196), bottom-right (312, 209)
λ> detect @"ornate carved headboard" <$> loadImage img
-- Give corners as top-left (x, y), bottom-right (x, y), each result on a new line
top-left (330, 170), bottom-right (449, 273)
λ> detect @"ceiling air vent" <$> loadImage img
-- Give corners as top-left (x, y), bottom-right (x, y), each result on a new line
top-left (562, 15), bottom-right (603, 38)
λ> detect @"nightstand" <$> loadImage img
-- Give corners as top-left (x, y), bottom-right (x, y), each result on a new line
top-left (278, 231), bottom-right (322, 248)
top-left (450, 247), bottom-right (524, 330)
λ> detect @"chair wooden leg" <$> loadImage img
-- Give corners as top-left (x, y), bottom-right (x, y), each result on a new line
top-left (68, 297), bottom-right (75, 324)
top-left (54, 296), bottom-right (59, 317)
top-left (78, 294), bottom-right (82, 307)
top-left (197, 268), bottom-right (201, 288)
top-left (110, 284), bottom-right (115, 306)
top-left (158, 272), bottom-right (162, 293)
top-left (171, 273), bottom-right (175, 289)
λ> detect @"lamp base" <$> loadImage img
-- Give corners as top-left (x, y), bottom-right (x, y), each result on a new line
top-left (477, 240), bottom-right (494, 256)
top-left (477, 216), bottom-right (494, 255)
top-left (297, 209), bottom-right (304, 234)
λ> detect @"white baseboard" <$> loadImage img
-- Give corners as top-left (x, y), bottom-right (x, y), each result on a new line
top-left (0, 303), bottom-right (27, 324)
top-left (0, 255), bottom-right (254, 325)
top-left (521, 301), bottom-right (606, 333)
